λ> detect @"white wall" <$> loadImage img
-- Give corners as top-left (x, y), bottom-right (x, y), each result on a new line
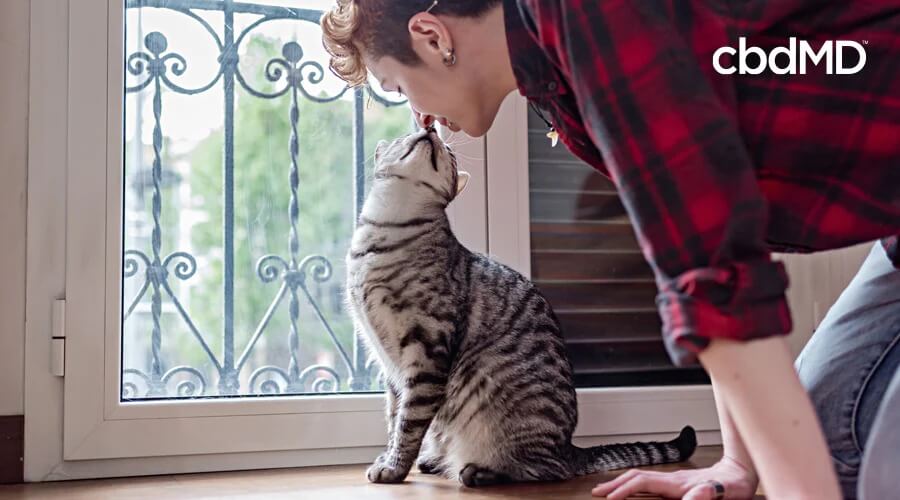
top-left (779, 244), bottom-right (871, 358)
top-left (0, 0), bottom-right (30, 416)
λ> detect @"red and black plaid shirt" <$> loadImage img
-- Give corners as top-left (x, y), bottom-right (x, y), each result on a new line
top-left (503, 0), bottom-right (900, 365)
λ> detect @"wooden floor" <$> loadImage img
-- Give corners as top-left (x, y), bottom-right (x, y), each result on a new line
top-left (0, 447), bottom-right (764, 499)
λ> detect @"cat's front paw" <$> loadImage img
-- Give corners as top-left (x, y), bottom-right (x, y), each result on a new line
top-left (366, 461), bottom-right (409, 484)
top-left (372, 451), bottom-right (389, 465)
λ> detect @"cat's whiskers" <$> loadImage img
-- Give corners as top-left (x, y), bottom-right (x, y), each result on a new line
top-left (446, 150), bottom-right (484, 163)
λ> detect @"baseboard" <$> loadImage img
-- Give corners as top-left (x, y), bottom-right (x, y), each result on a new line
top-left (0, 415), bottom-right (24, 484)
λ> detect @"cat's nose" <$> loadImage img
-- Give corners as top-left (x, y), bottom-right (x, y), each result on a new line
top-left (422, 126), bottom-right (439, 144)
top-left (419, 127), bottom-right (436, 140)
top-left (412, 127), bottom-right (437, 148)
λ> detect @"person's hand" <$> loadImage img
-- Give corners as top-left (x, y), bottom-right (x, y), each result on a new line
top-left (591, 456), bottom-right (759, 499)
top-left (413, 109), bottom-right (461, 132)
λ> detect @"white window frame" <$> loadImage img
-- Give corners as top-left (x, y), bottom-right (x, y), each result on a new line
top-left (24, 0), bottom-right (719, 482)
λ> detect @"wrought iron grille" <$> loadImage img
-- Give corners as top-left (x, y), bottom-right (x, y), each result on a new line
top-left (121, 0), bottom-right (406, 399)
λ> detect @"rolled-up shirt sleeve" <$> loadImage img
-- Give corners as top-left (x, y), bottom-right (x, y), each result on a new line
top-left (523, 0), bottom-right (793, 365)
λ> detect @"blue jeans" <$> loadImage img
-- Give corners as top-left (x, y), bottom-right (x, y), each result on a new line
top-left (796, 243), bottom-right (900, 499)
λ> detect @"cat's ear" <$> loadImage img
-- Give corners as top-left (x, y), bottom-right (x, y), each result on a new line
top-left (456, 171), bottom-right (471, 196)
top-left (375, 140), bottom-right (389, 162)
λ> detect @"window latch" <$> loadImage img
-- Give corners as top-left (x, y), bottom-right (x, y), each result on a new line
top-left (51, 299), bottom-right (65, 376)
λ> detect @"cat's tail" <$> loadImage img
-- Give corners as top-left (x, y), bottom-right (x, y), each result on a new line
top-left (570, 425), bottom-right (696, 475)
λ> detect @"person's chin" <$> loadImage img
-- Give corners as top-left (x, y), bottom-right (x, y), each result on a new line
top-left (469, 107), bottom-right (506, 138)
top-left (460, 119), bottom-right (491, 138)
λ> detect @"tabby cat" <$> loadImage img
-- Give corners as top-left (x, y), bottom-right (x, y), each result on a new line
top-left (346, 128), bottom-right (696, 486)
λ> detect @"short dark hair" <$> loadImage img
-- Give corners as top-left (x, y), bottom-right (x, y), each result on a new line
top-left (322, 0), bottom-right (501, 86)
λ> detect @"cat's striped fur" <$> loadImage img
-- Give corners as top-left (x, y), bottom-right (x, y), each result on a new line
top-left (346, 128), bottom-right (696, 486)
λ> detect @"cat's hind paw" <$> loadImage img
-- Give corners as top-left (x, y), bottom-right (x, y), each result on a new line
top-left (459, 464), bottom-right (511, 487)
top-left (417, 457), bottom-right (444, 475)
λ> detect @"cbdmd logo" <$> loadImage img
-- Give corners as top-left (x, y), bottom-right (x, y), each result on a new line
top-left (713, 38), bottom-right (867, 75)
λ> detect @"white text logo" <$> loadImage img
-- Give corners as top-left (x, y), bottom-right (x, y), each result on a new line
top-left (713, 38), bottom-right (867, 75)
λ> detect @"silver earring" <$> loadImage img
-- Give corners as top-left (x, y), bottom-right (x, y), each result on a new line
top-left (443, 47), bottom-right (456, 66)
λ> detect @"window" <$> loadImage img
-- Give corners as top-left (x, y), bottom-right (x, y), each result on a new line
top-left (525, 109), bottom-right (710, 387)
top-left (121, 0), bottom-right (410, 399)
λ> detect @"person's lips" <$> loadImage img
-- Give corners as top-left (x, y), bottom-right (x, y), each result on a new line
top-left (413, 110), bottom-right (461, 132)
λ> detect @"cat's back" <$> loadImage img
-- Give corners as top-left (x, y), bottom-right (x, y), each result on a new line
top-left (449, 252), bottom-right (572, 390)
top-left (463, 253), bottom-right (559, 330)
top-left (437, 253), bottom-right (578, 475)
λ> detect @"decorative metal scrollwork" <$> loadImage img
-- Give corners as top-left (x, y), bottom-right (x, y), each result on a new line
top-left (121, 0), bottom-right (401, 399)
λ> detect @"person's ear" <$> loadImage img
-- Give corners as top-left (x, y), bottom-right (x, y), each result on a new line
top-left (408, 12), bottom-right (453, 63)
top-left (456, 171), bottom-right (471, 196)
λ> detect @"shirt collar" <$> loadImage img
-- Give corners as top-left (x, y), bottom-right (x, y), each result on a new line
top-left (502, 0), bottom-right (562, 100)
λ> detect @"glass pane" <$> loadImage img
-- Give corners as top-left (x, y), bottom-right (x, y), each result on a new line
top-left (526, 109), bottom-right (709, 387)
top-left (121, 0), bottom-right (411, 400)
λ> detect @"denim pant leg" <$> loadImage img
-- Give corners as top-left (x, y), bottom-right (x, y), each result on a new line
top-left (795, 243), bottom-right (900, 499)
top-left (858, 364), bottom-right (900, 500)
